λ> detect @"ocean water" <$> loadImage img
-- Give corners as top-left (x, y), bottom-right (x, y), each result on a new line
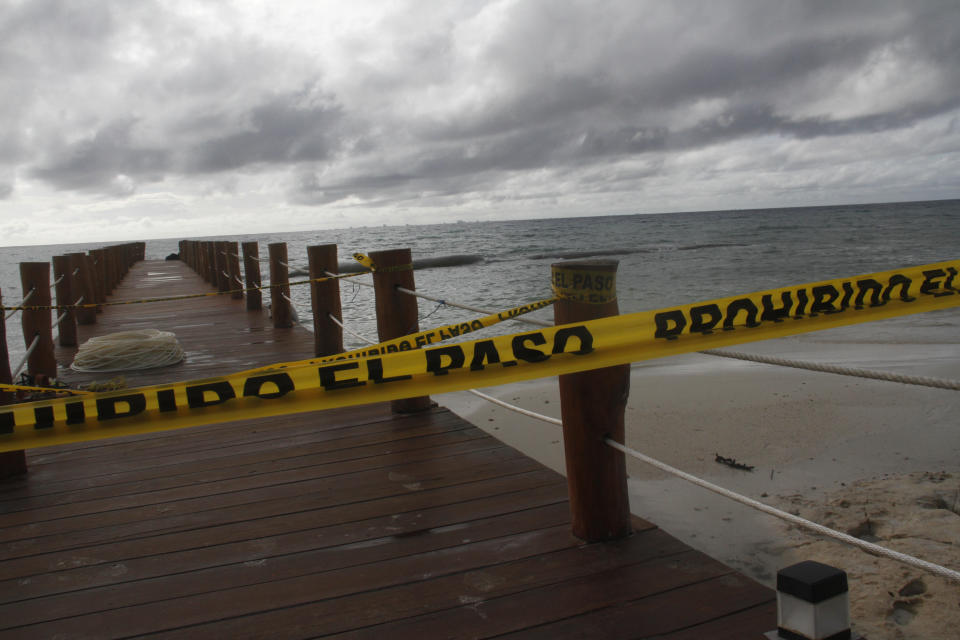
top-left (1, 199), bottom-right (958, 375)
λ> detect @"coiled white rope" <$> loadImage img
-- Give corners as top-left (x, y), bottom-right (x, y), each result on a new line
top-left (11, 335), bottom-right (40, 378)
top-left (464, 389), bottom-right (960, 583)
top-left (71, 329), bottom-right (185, 372)
top-left (703, 349), bottom-right (960, 391)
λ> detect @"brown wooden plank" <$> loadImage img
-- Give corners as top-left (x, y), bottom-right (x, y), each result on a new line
top-left (0, 256), bottom-right (776, 639)
top-left (0, 422), bottom-right (486, 511)
top-left (0, 450), bottom-right (542, 567)
top-left (654, 601), bottom-right (778, 639)
top-left (0, 471), bottom-right (568, 605)
top-left (0, 499), bottom-right (574, 629)
top-left (19, 528), bottom-right (685, 639)
top-left (472, 571), bottom-right (775, 639)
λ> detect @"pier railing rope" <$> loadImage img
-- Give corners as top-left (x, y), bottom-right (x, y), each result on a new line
top-left (327, 313), bottom-right (378, 346)
top-left (701, 348), bottom-right (960, 391)
top-left (463, 387), bottom-right (960, 583)
top-left (394, 285), bottom-right (553, 328)
top-left (11, 335), bottom-right (40, 379)
top-left (5, 288), bottom-right (35, 320)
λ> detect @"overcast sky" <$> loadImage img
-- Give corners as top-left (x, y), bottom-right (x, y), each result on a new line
top-left (1, 0), bottom-right (958, 246)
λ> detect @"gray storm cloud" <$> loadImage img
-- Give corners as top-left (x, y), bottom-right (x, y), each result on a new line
top-left (0, 0), bottom-right (957, 228)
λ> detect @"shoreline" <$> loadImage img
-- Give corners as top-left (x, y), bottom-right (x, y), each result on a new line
top-left (439, 310), bottom-right (960, 639)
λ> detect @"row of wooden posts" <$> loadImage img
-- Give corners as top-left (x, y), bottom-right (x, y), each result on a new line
top-left (0, 242), bottom-right (146, 478)
top-left (178, 240), bottom-right (631, 542)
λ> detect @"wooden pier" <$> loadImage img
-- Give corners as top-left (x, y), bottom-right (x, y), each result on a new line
top-left (0, 257), bottom-right (776, 638)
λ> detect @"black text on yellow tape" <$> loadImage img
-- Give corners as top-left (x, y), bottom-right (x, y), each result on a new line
top-left (1, 260), bottom-right (957, 452)
top-left (247, 296), bottom-right (556, 374)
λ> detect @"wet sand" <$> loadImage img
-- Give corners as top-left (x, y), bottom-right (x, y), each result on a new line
top-left (439, 308), bottom-right (960, 639)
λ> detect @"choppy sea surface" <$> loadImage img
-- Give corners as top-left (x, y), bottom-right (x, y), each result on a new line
top-left (2, 199), bottom-right (958, 373)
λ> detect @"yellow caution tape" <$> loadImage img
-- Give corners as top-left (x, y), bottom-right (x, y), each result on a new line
top-left (1, 260), bottom-right (957, 452)
top-left (0, 384), bottom-right (91, 396)
top-left (552, 264), bottom-right (617, 304)
top-left (246, 296), bottom-right (556, 373)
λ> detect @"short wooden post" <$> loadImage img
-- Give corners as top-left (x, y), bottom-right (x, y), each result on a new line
top-left (227, 242), bottom-right (243, 300)
top-left (90, 249), bottom-right (106, 311)
top-left (19, 262), bottom-right (57, 380)
top-left (0, 287), bottom-right (27, 478)
top-left (268, 243), bottom-right (292, 328)
top-left (52, 255), bottom-right (77, 347)
top-left (370, 248), bottom-right (432, 414)
top-left (68, 253), bottom-right (97, 325)
top-left (552, 259), bottom-right (631, 542)
top-left (205, 242), bottom-right (217, 285)
top-left (242, 241), bottom-right (262, 311)
top-left (308, 244), bottom-right (343, 356)
top-left (103, 247), bottom-right (117, 293)
top-left (214, 241), bottom-right (230, 293)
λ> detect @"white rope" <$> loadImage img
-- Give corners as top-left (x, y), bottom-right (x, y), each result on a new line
top-left (605, 438), bottom-right (960, 583)
top-left (328, 313), bottom-right (379, 345)
top-left (12, 335), bottom-right (40, 378)
top-left (5, 288), bottom-right (36, 320)
top-left (281, 293), bottom-right (293, 304)
top-left (703, 349), bottom-right (960, 391)
top-left (467, 389), bottom-right (563, 423)
top-left (465, 389), bottom-right (960, 583)
top-left (51, 273), bottom-right (65, 287)
top-left (73, 267), bottom-right (80, 276)
top-left (55, 310), bottom-right (69, 325)
top-left (233, 275), bottom-right (244, 286)
top-left (71, 329), bottom-right (185, 372)
top-left (278, 260), bottom-right (289, 268)
top-left (395, 286), bottom-right (552, 328)
top-left (221, 270), bottom-right (230, 280)
top-left (74, 295), bottom-right (85, 306)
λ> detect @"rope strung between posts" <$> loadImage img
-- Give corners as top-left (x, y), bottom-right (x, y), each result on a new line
top-left (604, 438), bottom-right (960, 583)
top-left (328, 313), bottom-right (378, 346)
top-left (463, 389), bottom-right (960, 583)
top-left (5, 288), bottom-right (36, 320)
top-left (11, 335), bottom-right (40, 379)
top-left (278, 260), bottom-right (289, 269)
top-left (280, 293), bottom-right (293, 305)
top-left (233, 275), bottom-right (244, 286)
top-left (73, 267), bottom-right (80, 276)
top-left (702, 349), bottom-right (960, 391)
top-left (0, 272), bottom-right (371, 312)
top-left (51, 273), bottom-right (65, 287)
top-left (394, 286), bottom-right (553, 328)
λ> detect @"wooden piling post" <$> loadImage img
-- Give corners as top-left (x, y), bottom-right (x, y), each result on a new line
top-left (370, 248), bottom-right (432, 414)
top-left (0, 287), bottom-right (27, 478)
top-left (552, 259), bottom-right (631, 542)
top-left (308, 244), bottom-right (343, 357)
top-left (67, 253), bottom-right (96, 325)
top-left (52, 255), bottom-right (77, 347)
top-left (242, 242), bottom-right (262, 311)
top-left (205, 242), bottom-right (217, 285)
top-left (227, 242), bottom-right (243, 300)
top-left (268, 243), bottom-right (293, 328)
top-left (214, 241), bottom-right (231, 293)
top-left (19, 262), bottom-right (57, 380)
top-left (89, 249), bottom-right (106, 311)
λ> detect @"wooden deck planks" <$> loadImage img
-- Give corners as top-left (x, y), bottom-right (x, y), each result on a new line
top-left (0, 259), bottom-right (777, 638)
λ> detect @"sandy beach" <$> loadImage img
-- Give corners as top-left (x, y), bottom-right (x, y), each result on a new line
top-left (439, 308), bottom-right (960, 640)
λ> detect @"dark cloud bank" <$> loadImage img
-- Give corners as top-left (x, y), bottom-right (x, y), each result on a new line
top-left (2, 0), bottom-right (958, 210)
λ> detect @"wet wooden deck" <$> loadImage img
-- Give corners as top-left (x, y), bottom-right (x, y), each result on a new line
top-left (0, 259), bottom-right (775, 638)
